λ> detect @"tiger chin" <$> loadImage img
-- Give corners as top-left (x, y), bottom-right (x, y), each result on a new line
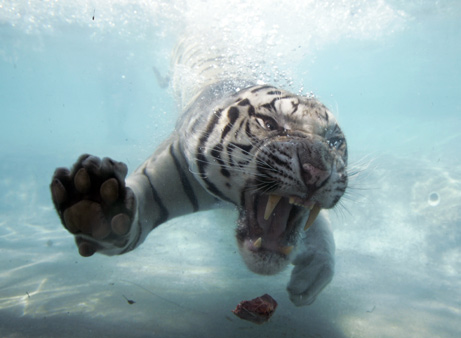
top-left (50, 48), bottom-right (347, 307)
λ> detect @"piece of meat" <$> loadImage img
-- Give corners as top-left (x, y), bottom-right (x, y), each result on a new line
top-left (232, 294), bottom-right (278, 324)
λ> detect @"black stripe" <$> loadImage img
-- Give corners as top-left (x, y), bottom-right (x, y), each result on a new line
top-left (245, 120), bottom-right (260, 142)
top-left (238, 98), bottom-right (251, 106)
top-left (248, 105), bottom-right (255, 116)
top-left (269, 157), bottom-right (292, 171)
top-left (226, 141), bottom-right (254, 169)
top-left (263, 96), bottom-right (297, 113)
top-left (245, 120), bottom-right (252, 139)
top-left (196, 152), bottom-right (208, 180)
top-left (196, 109), bottom-right (232, 203)
top-left (197, 109), bottom-right (222, 179)
top-left (211, 144), bottom-right (231, 178)
top-left (291, 101), bottom-right (299, 115)
top-left (237, 160), bottom-right (250, 167)
top-left (226, 143), bottom-right (236, 167)
top-left (237, 119), bottom-right (246, 135)
top-left (228, 106), bottom-right (240, 123)
top-left (229, 142), bottom-right (253, 155)
top-left (251, 85), bottom-right (275, 93)
top-left (267, 90), bottom-right (283, 96)
top-left (221, 124), bottom-right (233, 140)
top-left (277, 149), bottom-right (292, 158)
top-left (261, 103), bottom-right (275, 112)
top-left (221, 106), bottom-right (240, 140)
top-left (169, 144), bottom-right (199, 212)
top-left (207, 182), bottom-right (231, 202)
top-left (142, 168), bottom-right (169, 227)
top-left (261, 148), bottom-right (291, 170)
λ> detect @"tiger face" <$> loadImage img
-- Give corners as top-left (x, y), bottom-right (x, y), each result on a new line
top-left (187, 85), bottom-right (348, 275)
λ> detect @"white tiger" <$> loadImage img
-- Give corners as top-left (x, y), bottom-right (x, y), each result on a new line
top-left (50, 37), bottom-right (348, 307)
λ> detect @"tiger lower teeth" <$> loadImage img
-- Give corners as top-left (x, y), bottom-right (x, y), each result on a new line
top-left (279, 245), bottom-right (294, 255)
top-left (264, 195), bottom-right (319, 228)
top-left (288, 196), bottom-right (314, 209)
top-left (264, 195), bottom-right (282, 220)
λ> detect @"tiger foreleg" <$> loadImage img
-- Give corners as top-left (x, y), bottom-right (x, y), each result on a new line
top-left (50, 139), bottom-right (217, 257)
top-left (287, 213), bottom-right (335, 306)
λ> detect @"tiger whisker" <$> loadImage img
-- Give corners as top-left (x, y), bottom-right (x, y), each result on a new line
top-left (191, 157), bottom-right (273, 178)
top-left (197, 131), bottom-right (281, 175)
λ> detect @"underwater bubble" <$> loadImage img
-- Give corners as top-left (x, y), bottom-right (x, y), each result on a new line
top-left (427, 192), bottom-right (440, 207)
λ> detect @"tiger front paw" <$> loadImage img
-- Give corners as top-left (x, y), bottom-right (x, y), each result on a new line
top-left (286, 250), bottom-right (334, 306)
top-left (286, 216), bottom-right (335, 306)
top-left (50, 154), bottom-right (136, 256)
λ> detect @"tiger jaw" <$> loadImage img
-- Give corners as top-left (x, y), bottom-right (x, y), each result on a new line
top-left (265, 195), bottom-right (321, 231)
top-left (236, 192), bottom-right (320, 275)
top-left (250, 193), bottom-right (321, 246)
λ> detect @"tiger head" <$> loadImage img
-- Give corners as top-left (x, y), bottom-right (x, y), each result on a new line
top-left (190, 85), bottom-right (348, 275)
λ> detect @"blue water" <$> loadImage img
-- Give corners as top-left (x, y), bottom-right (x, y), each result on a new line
top-left (0, 1), bottom-right (460, 337)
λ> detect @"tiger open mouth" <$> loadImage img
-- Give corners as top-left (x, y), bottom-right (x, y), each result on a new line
top-left (236, 192), bottom-right (321, 275)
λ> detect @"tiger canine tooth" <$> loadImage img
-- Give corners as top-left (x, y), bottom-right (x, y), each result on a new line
top-left (254, 237), bottom-right (262, 248)
top-left (280, 245), bottom-right (294, 256)
top-left (289, 197), bottom-right (295, 204)
top-left (264, 195), bottom-right (282, 220)
top-left (304, 204), bottom-right (321, 231)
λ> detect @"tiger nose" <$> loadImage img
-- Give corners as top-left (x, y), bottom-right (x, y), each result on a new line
top-left (302, 162), bottom-right (330, 186)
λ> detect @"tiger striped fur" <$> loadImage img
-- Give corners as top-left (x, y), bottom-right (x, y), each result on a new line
top-left (50, 38), bottom-right (348, 306)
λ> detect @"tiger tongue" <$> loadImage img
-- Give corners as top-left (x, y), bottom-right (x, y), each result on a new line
top-left (256, 195), bottom-right (291, 239)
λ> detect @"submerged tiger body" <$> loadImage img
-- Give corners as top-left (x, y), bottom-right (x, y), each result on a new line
top-left (50, 39), bottom-right (348, 306)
